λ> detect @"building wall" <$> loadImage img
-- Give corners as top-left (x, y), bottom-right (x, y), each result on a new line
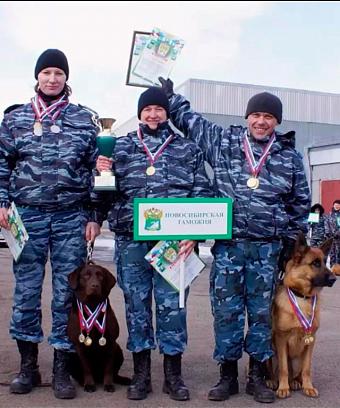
top-left (185, 78), bottom-right (340, 125)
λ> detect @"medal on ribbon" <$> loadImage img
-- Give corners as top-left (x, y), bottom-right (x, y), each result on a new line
top-left (31, 94), bottom-right (68, 136)
top-left (243, 130), bottom-right (275, 189)
top-left (84, 336), bottom-right (92, 347)
top-left (33, 121), bottom-right (43, 136)
top-left (77, 299), bottom-right (107, 347)
top-left (287, 288), bottom-right (317, 346)
top-left (137, 128), bottom-right (174, 176)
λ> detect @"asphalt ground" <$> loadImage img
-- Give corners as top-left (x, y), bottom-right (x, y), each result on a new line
top-left (1, 232), bottom-right (340, 408)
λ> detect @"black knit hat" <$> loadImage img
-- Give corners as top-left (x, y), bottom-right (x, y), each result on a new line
top-left (137, 87), bottom-right (170, 119)
top-left (34, 49), bottom-right (69, 80)
top-left (245, 92), bottom-right (282, 124)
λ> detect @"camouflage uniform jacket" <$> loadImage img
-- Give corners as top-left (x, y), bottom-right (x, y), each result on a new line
top-left (168, 94), bottom-right (311, 240)
top-left (103, 122), bottom-right (212, 235)
top-left (0, 101), bottom-right (101, 221)
top-left (309, 215), bottom-right (326, 247)
top-left (325, 210), bottom-right (340, 241)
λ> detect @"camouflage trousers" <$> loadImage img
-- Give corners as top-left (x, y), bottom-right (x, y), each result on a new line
top-left (10, 206), bottom-right (88, 350)
top-left (329, 239), bottom-right (340, 267)
top-left (115, 237), bottom-right (189, 355)
top-left (210, 240), bottom-right (280, 363)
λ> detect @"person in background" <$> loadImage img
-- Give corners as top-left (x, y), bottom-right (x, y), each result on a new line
top-left (159, 77), bottom-right (311, 403)
top-left (96, 86), bottom-right (212, 402)
top-left (0, 49), bottom-right (101, 400)
top-left (325, 199), bottom-right (340, 266)
top-left (308, 203), bottom-right (326, 247)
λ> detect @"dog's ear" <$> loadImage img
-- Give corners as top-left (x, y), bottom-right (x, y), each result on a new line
top-left (68, 264), bottom-right (84, 290)
top-left (319, 237), bottom-right (333, 258)
top-left (101, 267), bottom-right (116, 298)
top-left (292, 231), bottom-right (309, 264)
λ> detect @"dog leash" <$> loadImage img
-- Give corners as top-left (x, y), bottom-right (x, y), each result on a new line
top-left (87, 240), bottom-right (94, 262)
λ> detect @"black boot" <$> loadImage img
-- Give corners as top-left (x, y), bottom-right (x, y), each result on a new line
top-left (52, 349), bottom-right (76, 399)
top-left (127, 350), bottom-right (152, 400)
top-left (208, 360), bottom-right (239, 401)
top-left (163, 353), bottom-right (190, 401)
top-left (246, 357), bottom-right (275, 403)
top-left (10, 340), bottom-right (42, 394)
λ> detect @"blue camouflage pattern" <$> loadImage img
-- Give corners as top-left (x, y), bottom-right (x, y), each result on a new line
top-left (0, 99), bottom-right (100, 350)
top-left (96, 121), bottom-right (213, 234)
top-left (325, 210), bottom-right (340, 266)
top-left (10, 206), bottom-right (88, 350)
top-left (115, 238), bottom-right (189, 354)
top-left (210, 240), bottom-right (280, 362)
top-left (309, 215), bottom-right (326, 247)
top-left (97, 121), bottom-right (212, 355)
top-left (0, 102), bottom-right (99, 219)
top-left (168, 94), bottom-right (311, 240)
top-left (167, 92), bottom-right (310, 363)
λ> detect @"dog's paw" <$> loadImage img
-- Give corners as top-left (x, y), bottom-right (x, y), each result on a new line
top-left (290, 380), bottom-right (302, 390)
top-left (276, 388), bottom-right (291, 399)
top-left (303, 386), bottom-right (319, 398)
top-left (84, 384), bottom-right (96, 392)
top-left (266, 379), bottom-right (278, 390)
top-left (104, 383), bottom-right (116, 392)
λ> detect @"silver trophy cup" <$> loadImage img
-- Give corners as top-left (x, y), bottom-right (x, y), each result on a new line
top-left (94, 118), bottom-right (117, 191)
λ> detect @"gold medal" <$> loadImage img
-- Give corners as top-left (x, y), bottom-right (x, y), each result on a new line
top-left (146, 166), bottom-right (156, 176)
top-left (84, 335), bottom-right (92, 346)
top-left (50, 124), bottom-right (61, 133)
top-left (247, 177), bottom-right (259, 189)
top-left (78, 333), bottom-right (85, 343)
top-left (99, 336), bottom-right (106, 346)
top-left (304, 334), bottom-right (314, 345)
top-left (33, 121), bottom-right (43, 136)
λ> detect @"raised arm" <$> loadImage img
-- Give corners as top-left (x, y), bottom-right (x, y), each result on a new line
top-left (159, 77), bottom-right (228, 168)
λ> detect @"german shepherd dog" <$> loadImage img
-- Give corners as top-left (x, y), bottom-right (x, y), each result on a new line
top-left (268, 232), bottom-right (336, 399)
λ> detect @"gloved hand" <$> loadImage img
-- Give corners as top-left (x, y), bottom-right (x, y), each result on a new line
top-left (278, 237), bottom-right (296, 273)
top-left (158, 77), bottom-right (174, 98)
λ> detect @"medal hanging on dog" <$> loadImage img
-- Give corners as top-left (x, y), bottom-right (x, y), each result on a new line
top-left (99, 336), bottom-right (107, 346)
top-left (137, 128), bottom-right (174, 176)
top-left (286, 288), bottom-right (317, 347)
top-left (84, 336), bottom-right (92, 347)
top-left (243, 131), bottom-right (275, 190)
top-left (77, 299), bottom-right (107, 347)
top-left (303, 333), bottom-right (315, 345)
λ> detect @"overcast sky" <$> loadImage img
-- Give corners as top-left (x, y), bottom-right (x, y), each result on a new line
top-left (1, 1), bottom-right (340, 128)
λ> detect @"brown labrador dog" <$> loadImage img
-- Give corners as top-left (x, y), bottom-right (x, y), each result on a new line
top-left (268, 232), bottom-right (335, 399)
top-left (67, 261), bottom-right (130, 392)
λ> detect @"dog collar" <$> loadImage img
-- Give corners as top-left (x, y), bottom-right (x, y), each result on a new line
top-left (289, 288), bottom-right (312, 299)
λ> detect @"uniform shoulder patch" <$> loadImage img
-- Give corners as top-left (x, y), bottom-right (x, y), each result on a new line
top-left (77, 104), bottom-right (100, 128)
top-left (3, 104), bottom-right (24, 115)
